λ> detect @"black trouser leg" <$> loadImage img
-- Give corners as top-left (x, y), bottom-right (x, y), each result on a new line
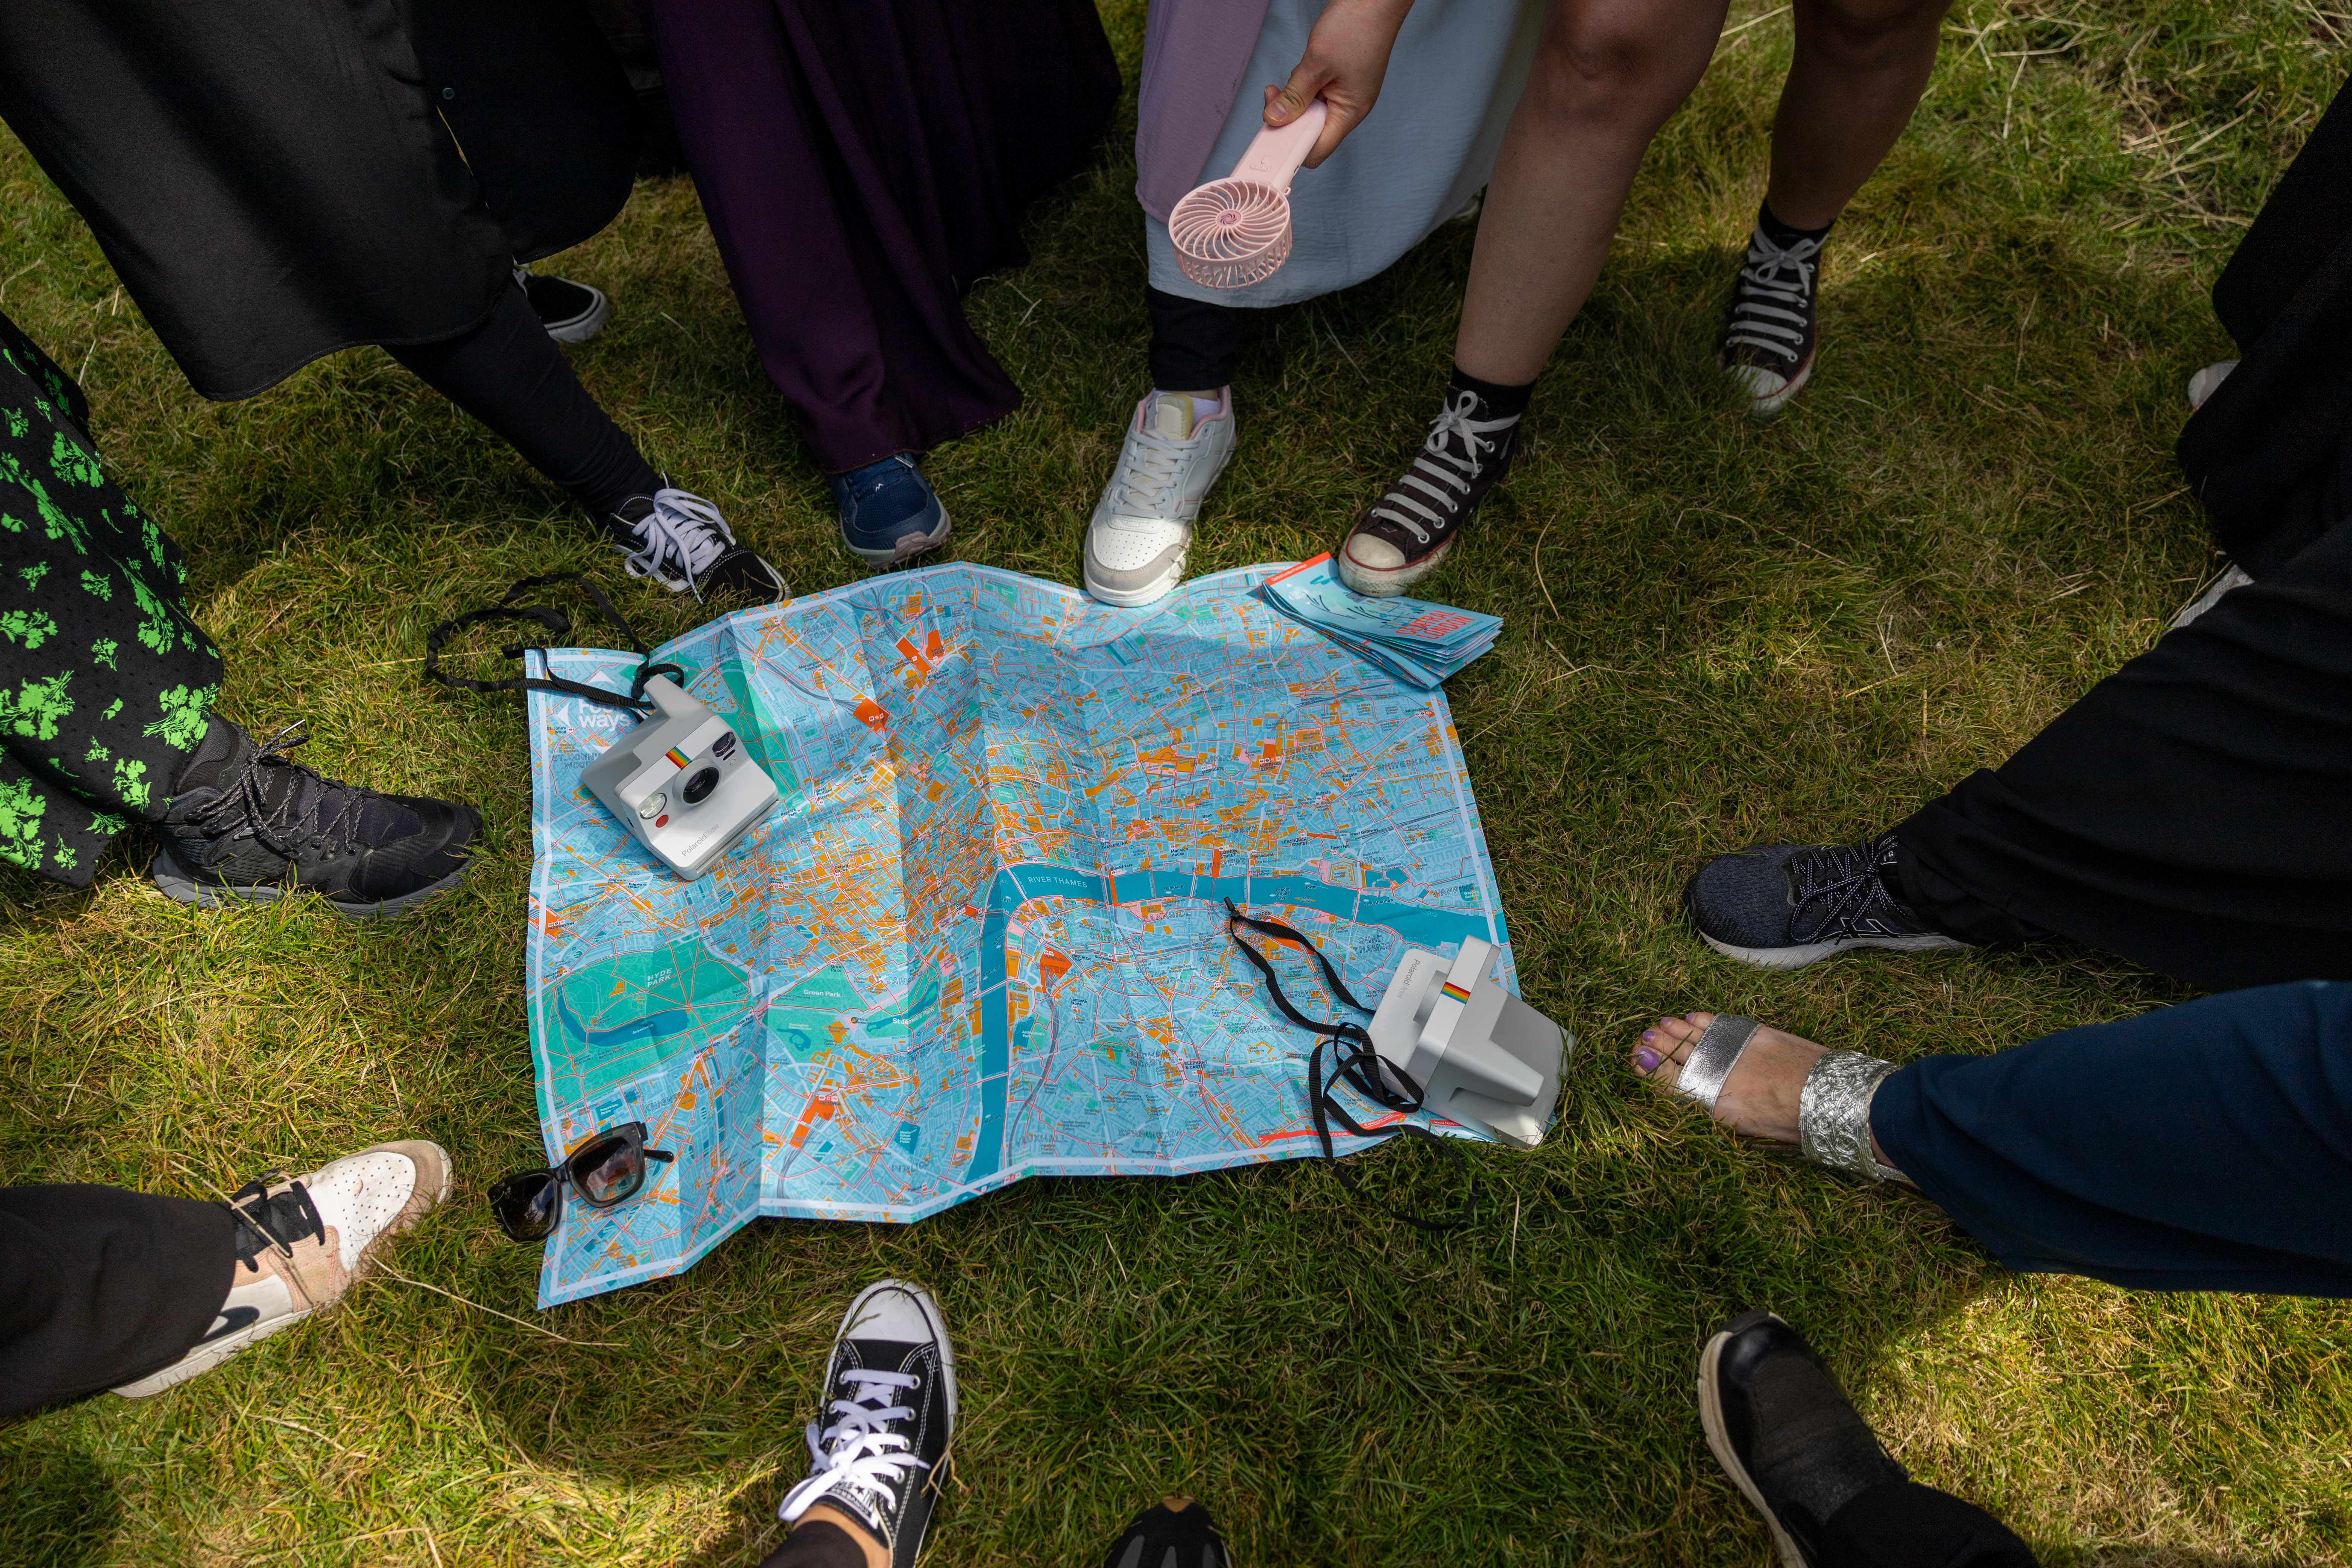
top-left (387, 285), bottom-right (661, 519)
top-left (1896, 514), bottom-right (2352, 989)
top-left (0, 1185), bottom-right (235, 1417)
top-left (1145, 285), bottom-right (1244, 391)
top-left (1817, 1480), bottom-right (2041, 1568)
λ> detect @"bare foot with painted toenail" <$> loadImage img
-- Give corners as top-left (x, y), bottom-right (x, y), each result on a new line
top-left (1629, 1012), bottom-right (1894, 1166)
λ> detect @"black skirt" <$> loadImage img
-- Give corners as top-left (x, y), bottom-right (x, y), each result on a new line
top-left (0, 0), bottom-right (637, 400)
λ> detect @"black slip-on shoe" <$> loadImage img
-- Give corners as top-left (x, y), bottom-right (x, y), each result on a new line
top-left (1684, 835), bottom-right (1968, 972)
top-left (516, 266), bottom-right (611, 345)
top-left (776, 1279), bottom-right (957, 1568)
top-left (150, 719), bottom-right (480, 921)
top-left (1699, 1310), bottom-right (1911, 1568)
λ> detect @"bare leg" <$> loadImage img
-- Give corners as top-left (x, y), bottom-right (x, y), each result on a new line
top-left (1455, 0), bottom-right (1729, 386)
top-left (1455, 0), bottom-right (1952, 385)
top-left (1764, 0), bottom-right (1954, 229)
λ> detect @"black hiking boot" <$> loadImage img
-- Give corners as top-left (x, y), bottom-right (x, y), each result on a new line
top-left (149, 718), bottom-right (481, 921)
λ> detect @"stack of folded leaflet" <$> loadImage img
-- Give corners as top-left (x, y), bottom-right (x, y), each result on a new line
top-left (1257, 554), bottom-right (1502, 689)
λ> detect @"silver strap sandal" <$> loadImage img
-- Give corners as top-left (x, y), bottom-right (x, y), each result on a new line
top-left (1669, 1014), bottom-right (1913, 1186)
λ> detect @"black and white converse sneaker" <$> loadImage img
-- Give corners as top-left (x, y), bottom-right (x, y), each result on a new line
top-left (1683, 835), bottom-right (1968, 971)
top-left (776, 1279), bottom-right (958, 1568)
top-left (1721, 217), bottom-right (1826, 416)
top-left (1337, 388), bottom-right (1521, 597)
top-left (603, 485), bottom-right (786, 602)
top-left (516, 266), bottom-right (611, 345)
top-left (150, 719), bottom-right (481, 920)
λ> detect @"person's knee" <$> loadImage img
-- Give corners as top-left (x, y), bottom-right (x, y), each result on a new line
top-left (1793, 0), bottom-right (1953, 67)
top-left (1524, 8), bottom-right (1719, 130)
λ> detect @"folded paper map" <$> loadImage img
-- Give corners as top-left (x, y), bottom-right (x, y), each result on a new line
top-left (1258, 554), bottom-right (1502, 687)
top-left (523, 564), bottom-right (1516, 1305)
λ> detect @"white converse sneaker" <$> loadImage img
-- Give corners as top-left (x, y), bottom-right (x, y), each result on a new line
top-left (112, 1140), bottom-right (453, 1398)
top-left (1084, 389), bottom-right (1237, 608)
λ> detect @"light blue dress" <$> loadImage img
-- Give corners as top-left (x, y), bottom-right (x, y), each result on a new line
top-left (1145, 0), bottom-right (1544, 309)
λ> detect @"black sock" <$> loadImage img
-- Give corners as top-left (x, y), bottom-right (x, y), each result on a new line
top-left (1446, 364), bottom-right (1533, 420)
top-left (758, 1520), bottom-right (871, 1568)
top-left (170, 715), bottom-right (248, 797)
top-left (1758, 201), bottom-right (1833, 248)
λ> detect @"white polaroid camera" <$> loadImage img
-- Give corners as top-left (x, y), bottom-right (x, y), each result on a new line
top-left (579, 675), bottom-right (780, 880)
top-left (1366, 937), bottom-right (1569, 1148)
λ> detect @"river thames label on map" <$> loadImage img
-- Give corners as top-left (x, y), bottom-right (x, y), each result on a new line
top-left (523, 564), bottom-right (1517, 1306)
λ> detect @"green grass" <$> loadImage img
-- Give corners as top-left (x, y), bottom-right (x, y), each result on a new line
top-left (4, 1), bottom-right (2350, 1563)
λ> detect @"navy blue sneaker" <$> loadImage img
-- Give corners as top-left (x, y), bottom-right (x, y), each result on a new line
top-left (831, 456), bottom-right (951, 565)
top-left (1684, 835), bottom-right (1968, 972)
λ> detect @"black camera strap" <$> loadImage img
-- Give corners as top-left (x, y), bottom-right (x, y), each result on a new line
top-left (1223, 900), bottom-right (1478, 1233)
top-left (424, 573), bottom-right (683, 715)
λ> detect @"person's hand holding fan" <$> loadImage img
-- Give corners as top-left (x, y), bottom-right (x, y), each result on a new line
top-left (1169, 0), bottom-right (1417, 289)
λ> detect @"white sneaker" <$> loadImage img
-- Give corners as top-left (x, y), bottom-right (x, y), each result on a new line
top-left (2187, 360), bottom-right (2238, 410)
top-left (1084, 389), bottom-right (1237, 608)
top-left (113, 1140), bottom-right (453, 1398)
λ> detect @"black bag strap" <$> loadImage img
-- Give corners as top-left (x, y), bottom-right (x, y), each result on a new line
top-left (424, 573), bottom-right (683, 714)
top-left (1223, 900), bottom-right (1478, 1233)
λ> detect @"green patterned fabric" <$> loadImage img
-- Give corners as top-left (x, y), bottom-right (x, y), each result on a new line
top-left (0, 308), bottom-right (220, 886)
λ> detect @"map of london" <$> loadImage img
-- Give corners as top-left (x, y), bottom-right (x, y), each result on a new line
top-left (524, 564), bottom-right (1513, 1306)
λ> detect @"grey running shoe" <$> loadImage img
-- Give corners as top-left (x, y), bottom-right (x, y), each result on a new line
top-left (150, 720), bottom-right (480, 921)
top-left (1684, 835), bottom-right (1967, 971)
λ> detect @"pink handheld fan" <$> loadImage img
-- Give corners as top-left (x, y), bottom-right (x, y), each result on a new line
top-left (1168, 98), bottom-right (1330, 289)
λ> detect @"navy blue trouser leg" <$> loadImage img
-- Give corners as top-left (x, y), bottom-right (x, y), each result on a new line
top-left (1871, 982), bottom-right (2352, 1295)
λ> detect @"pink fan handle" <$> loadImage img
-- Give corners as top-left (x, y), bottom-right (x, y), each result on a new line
top-left (1225, 98), bottom-right (1329, 192)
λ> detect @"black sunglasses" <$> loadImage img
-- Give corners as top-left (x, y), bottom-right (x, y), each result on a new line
top-left (489, 1121), bottom-right (674, 1243)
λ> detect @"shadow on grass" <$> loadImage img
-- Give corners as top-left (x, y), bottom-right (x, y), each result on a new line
top-left (0, 1440), bottom-right (123, 1568)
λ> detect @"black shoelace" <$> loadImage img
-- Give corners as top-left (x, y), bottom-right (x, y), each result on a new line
top-left (189, 724), bottom-right (380, 860)
top-left (1788, 835), bottom-right (1914, 943)
top-left (224, 1173), bottom-right (325, 1269)
top-left (1224, 900), bottom-right (1477, 1233)
top-left (1723, 228), bottom-right (1822, 367)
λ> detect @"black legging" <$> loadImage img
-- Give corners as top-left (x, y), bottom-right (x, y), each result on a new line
top-left (387, 284), bottom-right (661, 519)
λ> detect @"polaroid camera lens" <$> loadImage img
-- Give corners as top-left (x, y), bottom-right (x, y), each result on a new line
top-left (682, 766), bottom-right (721, 805)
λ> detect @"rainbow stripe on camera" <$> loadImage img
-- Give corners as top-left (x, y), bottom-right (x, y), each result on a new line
top-left (1440, 980), bottom-right (1473, 1004)
top-left (664, 746), bottom-right (693, 770)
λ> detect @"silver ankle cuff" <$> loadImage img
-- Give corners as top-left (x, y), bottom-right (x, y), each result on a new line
top-left (1797, 1051), bottom-right (1912, 1186)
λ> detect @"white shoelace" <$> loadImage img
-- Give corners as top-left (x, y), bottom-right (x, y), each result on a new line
top-left (621, 487), bottom-right (739, 599)
top-left (1724, 228), bottom-right (1821, 364)
top-left (1369, 390), bottom-right (1517, 544)
top-left (1109, 424), bottom-right (1194, 520)
top-left (776, 1367), bottom-right (929, 1525)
